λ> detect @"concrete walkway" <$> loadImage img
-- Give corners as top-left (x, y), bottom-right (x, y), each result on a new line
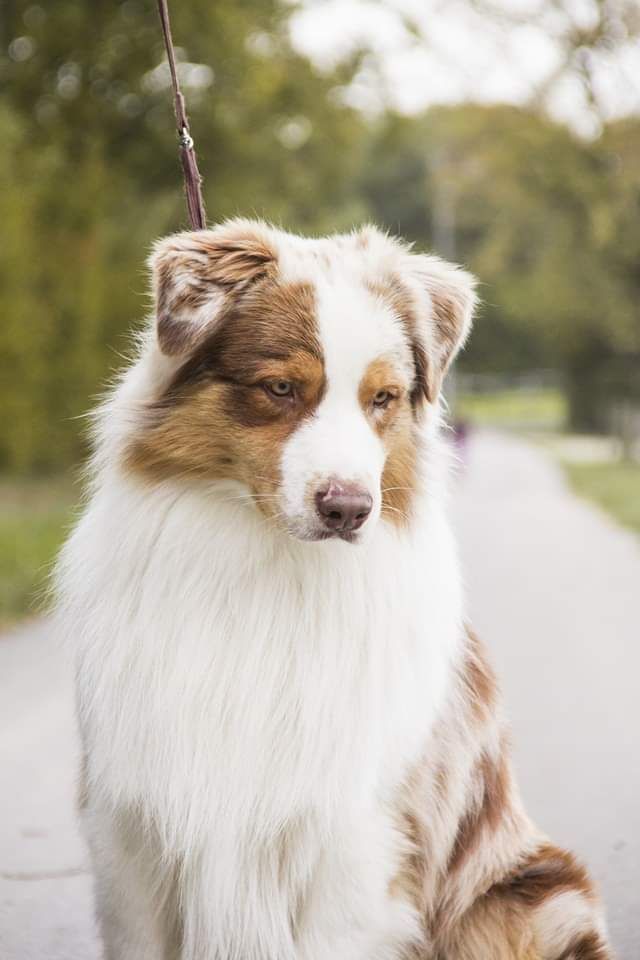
top-left (0, 620), bottom-right (98, 959)
top-left (1, 429), bottom-right (638, 958)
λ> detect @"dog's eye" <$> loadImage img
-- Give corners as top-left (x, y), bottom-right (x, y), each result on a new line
top-left (265, 379), bottom-right (294, 399)
top-left (372, 389), bottom-right (392, 409)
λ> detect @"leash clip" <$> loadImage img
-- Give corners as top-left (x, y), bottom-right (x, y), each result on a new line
top-left (179, 126), bottom-right (194, 150)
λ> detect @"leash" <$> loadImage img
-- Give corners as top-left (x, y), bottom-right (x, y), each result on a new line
top-left (156, 0), bottom-right (207, 230)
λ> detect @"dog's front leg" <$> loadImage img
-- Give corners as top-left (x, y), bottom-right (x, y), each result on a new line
top-left (80, 792), bottom-right (181, 960)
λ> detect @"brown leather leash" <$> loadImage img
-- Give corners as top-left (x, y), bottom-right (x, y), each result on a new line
top-left (156, 0), bottom-right (207, 230)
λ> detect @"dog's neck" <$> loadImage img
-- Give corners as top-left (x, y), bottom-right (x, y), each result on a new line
top-left (66, 460), bottom-right (463, 854)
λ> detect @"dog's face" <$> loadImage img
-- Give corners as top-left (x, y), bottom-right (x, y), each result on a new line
top-left (126, 220), bottom-right (476, 542)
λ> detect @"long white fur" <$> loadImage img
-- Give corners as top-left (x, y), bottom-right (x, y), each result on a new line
top-left (55, 224), bottom-right (471, 960)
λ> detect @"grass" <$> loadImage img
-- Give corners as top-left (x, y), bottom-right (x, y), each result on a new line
top-left (563, 460), bottom-right (640, 535)
top-left (456, 386), bottom-right (639, 535)
top-left (456, 385), bottom-right (639, 536)
top-left (0, 476), bottom-right (78, 629)
top-left (455, 387), bottom-right (567, 431)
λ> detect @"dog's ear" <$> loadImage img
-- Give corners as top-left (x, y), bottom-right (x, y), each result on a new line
top-left (149, 220), bottom-right (277, 356)
top-left (402, 254), bottom-right (477, 403)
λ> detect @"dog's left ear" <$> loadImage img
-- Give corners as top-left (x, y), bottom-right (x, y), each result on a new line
top-left (148, 220), bottom-right (277, 356)
top-left (404, 254), bottom-right (478, 403)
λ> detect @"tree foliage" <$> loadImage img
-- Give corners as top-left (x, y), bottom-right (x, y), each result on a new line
top-left (1, 1), bottom-right (638, 469)
top-left (361, 105), bottom-right (640, 427)
top-left (0, 0), bottom-right (367, 470)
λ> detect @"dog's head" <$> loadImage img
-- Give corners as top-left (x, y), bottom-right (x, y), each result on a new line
top-left (125, 219), bottom-right (476, 543)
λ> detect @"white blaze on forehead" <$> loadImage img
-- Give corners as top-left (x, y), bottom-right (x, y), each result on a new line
top-left (277, 234), bottom-right (414, 388)
top-left (314, 272), bottom-right (412, 395)
top-left (278, 261), bottom-right (413, 529)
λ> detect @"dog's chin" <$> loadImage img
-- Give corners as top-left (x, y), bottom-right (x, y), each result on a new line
top-left (284, 522), bottom-right (366, 546)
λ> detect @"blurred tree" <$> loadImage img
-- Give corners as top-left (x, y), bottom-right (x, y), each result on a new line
top-left (1, 1), bottom-right (639, 465)
top-left (0, 0), bottom-right (367, 470)
top-left (401, 0), bottom-right (640, 137)
top-left (598, 117), bottom-right (640, 356)
top-left (360, 104), bottom-right (640, 429)
top-left (567, 117), bottom-right (640, 429)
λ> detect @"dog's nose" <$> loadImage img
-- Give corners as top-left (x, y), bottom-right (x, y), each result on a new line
top-left (315, 482), bottom-right (373, 533)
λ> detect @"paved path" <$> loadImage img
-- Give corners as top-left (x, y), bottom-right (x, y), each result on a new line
top-left (1, 430), bottom-right (638, 958)
top-left (0, 620), bottom-right (98, 959)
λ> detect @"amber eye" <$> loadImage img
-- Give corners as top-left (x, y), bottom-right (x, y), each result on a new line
top-left (372, 389), bottom-right (392, 409)
top-left (265, 379), bottom-right (294, 399)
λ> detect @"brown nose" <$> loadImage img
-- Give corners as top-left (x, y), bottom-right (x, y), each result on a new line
top-left (315, 481), bottom-right (373, 533)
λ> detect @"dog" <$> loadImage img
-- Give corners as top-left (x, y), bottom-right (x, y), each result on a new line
top-left (55, 220), bottom-right (611, 959)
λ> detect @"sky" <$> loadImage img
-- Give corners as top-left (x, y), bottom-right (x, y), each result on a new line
top-left (289, 0), bottom-right (640, 137)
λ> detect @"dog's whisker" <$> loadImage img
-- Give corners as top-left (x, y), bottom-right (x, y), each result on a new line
top-left (381, 502), bottom-right (410, 523)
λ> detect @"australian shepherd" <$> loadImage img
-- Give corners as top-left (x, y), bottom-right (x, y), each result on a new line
top-left (55, 220), bottom-right (610, 959)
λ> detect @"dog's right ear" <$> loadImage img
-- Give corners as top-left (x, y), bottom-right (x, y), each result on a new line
top-left (149, 219), bottom-right (277, 356)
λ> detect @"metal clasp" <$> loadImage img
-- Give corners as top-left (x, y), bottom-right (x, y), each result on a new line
top-left (179, 126), bottom-right (194, 150)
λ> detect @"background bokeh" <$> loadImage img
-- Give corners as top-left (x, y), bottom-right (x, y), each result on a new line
top-left (2, 0), bottom-right (639, 623)
top-left (1, 3), bottom-right (639, 956)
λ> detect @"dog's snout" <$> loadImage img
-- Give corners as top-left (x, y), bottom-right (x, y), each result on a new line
top-left (315, 481), bottom-right (373, 534)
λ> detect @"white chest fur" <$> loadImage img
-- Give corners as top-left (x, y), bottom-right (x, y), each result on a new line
top-left (59, 476), bottom-right (462, 959)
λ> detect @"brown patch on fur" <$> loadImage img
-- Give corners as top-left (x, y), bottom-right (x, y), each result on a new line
top-left (152, 225), bottom-right (278, 355)
top-left (389, 807), bottom-right (425, 910)
top-left (461, 626), bottom-right (498, 724)
top-left (447, 741), bottom-right (511, 875)
top-left (167, 279), bottom-right (321, 396)
top-left (439, 895), bottom-right (542, 960)
top-left (357, 356), bottom-right (420, 528)
top-left (125, 278), bottom-right (325, 516)
top-left (490, 843), bottom-right (595, 909)
top-left (437, 849), bottom-right (608, 959)
top-left (380, 428), bottom-right (419, 528)
top-left (429, 293), bottom-right (461, 378)
top-left (366, 276), bottom-right (432, 406)
top-left (357, 358), bottom-right (405, 436)
top-left (558, 931), bottom-right (611, 960)
top-left (457, 848), bottom-right (609, 960)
